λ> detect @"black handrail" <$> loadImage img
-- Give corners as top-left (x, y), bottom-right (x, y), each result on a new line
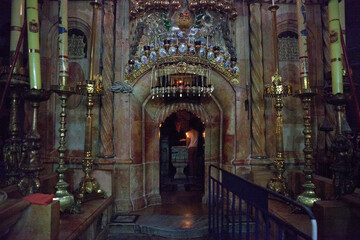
top-left (208, 164), bottom-right (317, 240)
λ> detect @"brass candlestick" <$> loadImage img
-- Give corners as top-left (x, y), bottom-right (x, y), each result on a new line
top-left (76, 75), bottom-right (106, 203)
top-left (18, 88), bottom-right (50, 196)
top-left (51, 85), bottom-right (80, 212)
top-left (75, 0), bottom-right (105, 204)
top-left (0, 74), bottom-right (28, 186)
top-left (265, 5), bottom-right (292, 195)
top-left (327, 93), bottom-right (355, 196)
top-left (295, 89), bottom-right (320, 208)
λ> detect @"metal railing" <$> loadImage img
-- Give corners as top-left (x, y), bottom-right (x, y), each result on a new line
top-left (208, 164), bottom-right (317, 240)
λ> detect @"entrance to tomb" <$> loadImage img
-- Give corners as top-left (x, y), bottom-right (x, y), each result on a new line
top-left (159, 110), bottom-right (205, 202)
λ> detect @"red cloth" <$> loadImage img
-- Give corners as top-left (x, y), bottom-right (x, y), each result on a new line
top-left (23, 193), bottom-right (54, 205)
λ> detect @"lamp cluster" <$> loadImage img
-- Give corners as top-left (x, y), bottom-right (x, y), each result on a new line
top-left (151, 72), bottom-right (214, 99)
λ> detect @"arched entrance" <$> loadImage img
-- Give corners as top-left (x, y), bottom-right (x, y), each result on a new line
top-left (159, 110), bottom-right (205, 203)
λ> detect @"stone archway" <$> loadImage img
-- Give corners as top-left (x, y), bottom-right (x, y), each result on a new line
top-left (142, 98), bottom-right (222, 204)
top-left (119, 69), bottom-right (239, 210)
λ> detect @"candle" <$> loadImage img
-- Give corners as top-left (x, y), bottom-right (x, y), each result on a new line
top-left (10, 0), bottom-right (25, 73)
top-left (296, 0), bottom-right (310, 90)
top-left (58, 0), bottom-right (69, 86)
top-left (328, 0), bottom-right (343, 94)
top-left (272, 0), bottom-right (275, 6)
top-left (27, 0), bottom-right (41, 89)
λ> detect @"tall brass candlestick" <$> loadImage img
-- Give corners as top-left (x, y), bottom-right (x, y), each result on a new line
top-left (26, 0), bottom-right (41, 89)
top-left (265, 5), bottom-right (291, 196)
top-left (295, 0), bottom-right (320, 208)
top-left (51, 87), bottom-right (78, 212)
top-left (52, 0), bottom-right (80, 213)
top-left (75, 0), bottom-right (106, 203)
top-left (2, 0), bottom-right (26, 185)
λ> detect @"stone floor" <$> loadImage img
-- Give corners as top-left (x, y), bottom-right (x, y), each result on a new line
top-left (108, 187), bottom-right (209, 240)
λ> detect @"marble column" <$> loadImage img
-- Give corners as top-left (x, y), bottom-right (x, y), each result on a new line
top-left (321, 5), bottom-right (336, 150)
top-left (100, 0), bottom-right (115, 157)
top-left (249, 3), bottom-right (266, 157)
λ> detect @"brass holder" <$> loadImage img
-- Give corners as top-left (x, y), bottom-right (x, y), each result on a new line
top-left (265, 5), bottom-right (292, 196)
top-left (295, 88), bottom-right (320, 208)
top-left (75, 76), bottom-right (106, 203)
top-left (18, 88), bottom-right (51, 196)
top-left (0, 74), bottom-right (28, 186)
top-left (265, 74), bottom-right (292, 195)
top-left (327, 93), bottom-right (356, 197)
top-left (51, 85), bottom-right (81, 212)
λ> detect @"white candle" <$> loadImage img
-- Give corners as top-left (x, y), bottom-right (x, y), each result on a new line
top-left (27, 0), bottom-right (41, 89)
top-left (272, 0), bottom-right (275, 5)
top-left (58, 0), bottom-right (69, 86)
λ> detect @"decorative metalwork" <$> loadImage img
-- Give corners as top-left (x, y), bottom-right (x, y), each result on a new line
top-left (265, 5), bottom-right (292, 196)
top-left (125, 42), bottom-right (240, 85)
top-left (130, 0), bottom-right (238, 20)
top-left (126, 0), bottom-right (240, 86)
top-left (18, 89), bottom-right (50, 196)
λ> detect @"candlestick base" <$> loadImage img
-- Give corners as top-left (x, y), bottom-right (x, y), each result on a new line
top-left (267, 155), bottom-right (288, 196)
top-left (296, 183), bottom-right (320, 208)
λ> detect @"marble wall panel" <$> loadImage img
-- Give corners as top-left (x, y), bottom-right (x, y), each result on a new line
top-left (130, 164), bottom-right (145, 209)
top-left (144, 110), bottom-right (160, 164)
top-left (114, 164), bottom-right (132, 212)
top-left (262, 5), bottom-right (276, 158)
top-left (114, 0), bottom-right (129, 83)
top-left (144, 162), bottom-right (161, 205)
top-left (114, 93), bottom-right (131, 161)
top-left (236, 88), bottom-right (251, 160)
top-left (132, 120), bottom-right (142, 164)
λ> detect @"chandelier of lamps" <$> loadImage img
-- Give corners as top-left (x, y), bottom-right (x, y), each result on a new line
top-left (125, 0), bottom-right (240, 99)
top-left (130, 0), bottom-right (238, 21)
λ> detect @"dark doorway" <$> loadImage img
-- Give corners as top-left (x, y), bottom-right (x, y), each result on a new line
top-left (159, 110), bottom-right (205, 203)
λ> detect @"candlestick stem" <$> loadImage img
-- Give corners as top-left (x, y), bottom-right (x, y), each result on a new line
top-left (296, 91), bottom-right (320, 208)
top-left (52, 87), bottom-right (80, 212)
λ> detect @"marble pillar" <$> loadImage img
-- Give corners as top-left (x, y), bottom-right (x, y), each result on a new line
top-left (249, 2), bottom-right (266, 157)
top-left (100, 0), bottom-right (115, 157)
